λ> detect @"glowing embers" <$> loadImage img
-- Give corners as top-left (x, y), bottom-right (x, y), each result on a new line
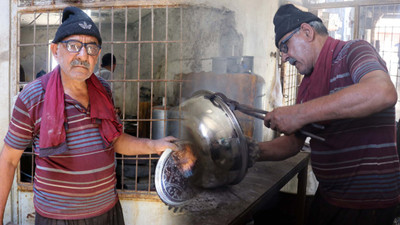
top-left (171, 141), bottom-right (197, 178)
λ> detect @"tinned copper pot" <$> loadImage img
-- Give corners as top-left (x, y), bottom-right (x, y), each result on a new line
top-left (178, 90), bottom-right (249, 188)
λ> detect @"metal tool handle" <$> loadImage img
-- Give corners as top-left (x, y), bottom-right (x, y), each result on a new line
top-left (209, 92), bottom-right (326, 142)
top-left (237, 108), bottom-right (325, 142)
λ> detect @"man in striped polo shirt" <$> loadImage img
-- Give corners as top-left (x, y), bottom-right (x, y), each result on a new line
top-left (258, 4), bottom-right (400, 225)
top-left (0, 6), bottom-right (177, 225)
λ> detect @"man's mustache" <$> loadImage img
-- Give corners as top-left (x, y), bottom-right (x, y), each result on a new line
top-left (288, 57), bottom-right (297, 65)
top-left (70, 59), bottom-right (90, 69)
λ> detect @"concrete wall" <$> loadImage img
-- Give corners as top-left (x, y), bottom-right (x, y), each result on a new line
top-left (186, 0), bottom-right (279, 140)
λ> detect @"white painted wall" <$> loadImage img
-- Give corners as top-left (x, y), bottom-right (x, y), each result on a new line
top-left (0, 0), bottom-right (12, 224)
top-left (0, 0), bottom-right (10, 143)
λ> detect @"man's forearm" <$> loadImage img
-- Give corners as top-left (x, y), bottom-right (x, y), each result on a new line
top-left (257, 134), bottom-right (305, 161)
top-left (265, 71), bottom-right (397, 135)
top-left (113, 133), bottom-right (177, 155)
top-left (0, 162), bottom-right (17, 224)
top-left (0, 145), bottom-right (22, 224)
top-left (113, 133), bottom-right (152, 155)
top-left (297, 71), bottom-right (397, 125)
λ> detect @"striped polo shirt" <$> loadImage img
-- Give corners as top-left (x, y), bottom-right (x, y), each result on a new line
top-left (5, 74), bottom-right (119, 219)
top-left (301, 40), bottom-right (400, 209)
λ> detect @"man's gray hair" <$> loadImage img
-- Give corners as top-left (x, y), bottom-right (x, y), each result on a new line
top-left (309, 20), bottom-right (328, 35)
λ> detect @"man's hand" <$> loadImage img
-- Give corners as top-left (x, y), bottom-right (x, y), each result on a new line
top-left (150, 136), bottom-right (179, 155)
top-left (264, 105), bottom-right (305, 135)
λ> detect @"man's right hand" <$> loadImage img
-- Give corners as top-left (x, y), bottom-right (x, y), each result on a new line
top-left (264, 105), bottom-right (306, 135)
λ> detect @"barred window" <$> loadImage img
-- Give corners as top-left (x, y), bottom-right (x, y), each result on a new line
top-left (18, 5), bottom-right (185, 193)
top-left (17, 2), bottom-right (247, 195)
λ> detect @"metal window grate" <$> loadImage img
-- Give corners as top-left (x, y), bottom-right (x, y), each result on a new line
top-left (281, 60), bottom-right (302, 106)
top-left (17, 5), bottom-right (185, 194)
top-left (358, 4), bottom-right (400, 119)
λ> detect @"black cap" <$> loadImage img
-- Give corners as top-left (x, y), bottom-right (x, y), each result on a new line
top-left (52, 6), bottom-right (102, 45)
top-left (273, 4), bottom-right (322, 48)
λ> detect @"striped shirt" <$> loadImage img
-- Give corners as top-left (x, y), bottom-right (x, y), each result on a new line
top-left (5, 74), bottom-right (119, 219)
top-left (303, 40), bottom-right (400, 209)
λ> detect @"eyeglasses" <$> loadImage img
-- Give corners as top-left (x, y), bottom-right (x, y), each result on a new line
top-left (59, 40), bottom-right (101, 56)
top-left (279, 28), bottom-right (300, 54)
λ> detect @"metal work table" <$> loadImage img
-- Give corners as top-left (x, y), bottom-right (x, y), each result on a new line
top-left (168, 151), bottom-right (310, 225)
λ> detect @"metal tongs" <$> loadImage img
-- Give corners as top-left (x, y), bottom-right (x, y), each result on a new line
top-left (207, 92), bottom-right (325, 142)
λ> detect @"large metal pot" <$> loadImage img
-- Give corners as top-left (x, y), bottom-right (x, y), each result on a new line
top-left (155, 90), bottom-right (250, 207)
top-left (178, 90), bottom-right (249, 188)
